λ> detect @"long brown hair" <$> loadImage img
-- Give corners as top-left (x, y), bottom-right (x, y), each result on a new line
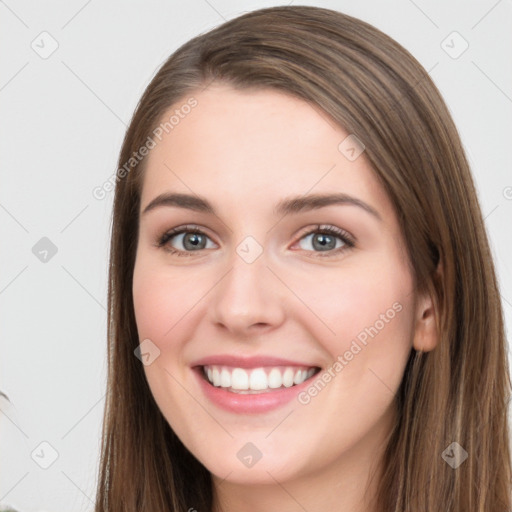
top-left (95, 5), bottom-right (512, 511)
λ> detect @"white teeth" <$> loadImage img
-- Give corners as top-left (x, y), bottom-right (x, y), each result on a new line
top-left (268, 368), bottom-right (282, 389)
top-left (202, 365), bottom-right (318, 392)
top-left (249, 368), bottom-right (268, 390)
top-left (212, 367), bottom-right (221, 386)
top-left (220, 368), bottom-right (231, 388)
top-left (282, 368), bottom-right (294, 387)
top-left (231, 368), bottom-right (249, 390)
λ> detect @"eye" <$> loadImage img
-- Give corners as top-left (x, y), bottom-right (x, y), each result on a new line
top-left (156, 224), bottom-right (355, 258)
top-left (293, 224), bottom-right (355, 257)
top-left (156, 225), bottom-right (216, 257)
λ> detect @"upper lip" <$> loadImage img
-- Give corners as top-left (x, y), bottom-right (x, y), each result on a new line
top-left (191, 355), bottom-right (320, 369)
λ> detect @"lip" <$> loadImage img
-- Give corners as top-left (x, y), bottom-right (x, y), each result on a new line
top-left (190, 354), bottom-right (318, 369)
top-left (191, 362), bottom-right (321, 414)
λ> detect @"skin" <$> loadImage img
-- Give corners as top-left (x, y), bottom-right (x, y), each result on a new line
top-left (132, 83), bottom-right (439, 512)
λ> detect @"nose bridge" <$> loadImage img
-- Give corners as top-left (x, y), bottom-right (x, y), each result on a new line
top-left (209, 235), bottom-right (285, 331)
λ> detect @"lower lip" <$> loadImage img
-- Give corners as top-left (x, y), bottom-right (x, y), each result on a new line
top-left (192, 367), bottom-right (319, 414)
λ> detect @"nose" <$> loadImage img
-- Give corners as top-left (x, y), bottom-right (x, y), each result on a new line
top-left (208, 246), bottom-right (287, 337)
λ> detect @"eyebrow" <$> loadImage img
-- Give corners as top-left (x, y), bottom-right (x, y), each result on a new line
top-left (142, 192), bottom-right (382, 221)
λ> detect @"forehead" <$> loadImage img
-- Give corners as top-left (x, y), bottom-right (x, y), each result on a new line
top-left (140, 84), bottom-right (393, 221)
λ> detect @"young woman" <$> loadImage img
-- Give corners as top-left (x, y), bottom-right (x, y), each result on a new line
top-left (95, 5), bottom-right (511, 511)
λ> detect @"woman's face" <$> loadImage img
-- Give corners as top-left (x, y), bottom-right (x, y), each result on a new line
top-left (132, 83), bottom-right (430, 488)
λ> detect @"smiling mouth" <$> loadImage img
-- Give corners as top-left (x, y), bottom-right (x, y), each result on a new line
top-left (199, 365), bottom-right (321, 394)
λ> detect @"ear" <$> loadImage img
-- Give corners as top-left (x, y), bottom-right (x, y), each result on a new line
top-left (412, 260), bottom-right (442, 353)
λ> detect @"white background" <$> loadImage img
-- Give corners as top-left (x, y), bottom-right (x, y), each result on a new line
top-left (1, 1), bottom-right (511, 510)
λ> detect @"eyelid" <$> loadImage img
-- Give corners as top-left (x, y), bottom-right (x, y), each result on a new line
top-left (156, 223), bottom-right (355, 257)
top-left (294, 224), bottom-right (355, 246)
top-left (156, 224), bottom-right (217, 249)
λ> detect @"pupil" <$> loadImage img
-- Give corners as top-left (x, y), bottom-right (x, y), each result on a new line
top-left (313, 234), bottom-right (334, 251)
top-left (184, 233), bottom-right (203, 250)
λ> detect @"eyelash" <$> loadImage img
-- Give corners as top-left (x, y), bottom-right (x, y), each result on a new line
top-left (156, 224), bottom-right (356, 258)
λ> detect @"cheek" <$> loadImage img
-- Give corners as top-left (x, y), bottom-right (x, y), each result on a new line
top-left (291, 256), bottom-right (415, 366)
top-left (132, 262), bottom-right (196, 408)
top-left (132, 258), bottom-right (213, 386)
top-left (132, 276), bottom-right (171, 347)
top-left (132, 262), bottom-right (190, 391)
top-left (132, 259), bottom-right (199, 342)
top-left (289, 259), bottom-right (415, 446)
